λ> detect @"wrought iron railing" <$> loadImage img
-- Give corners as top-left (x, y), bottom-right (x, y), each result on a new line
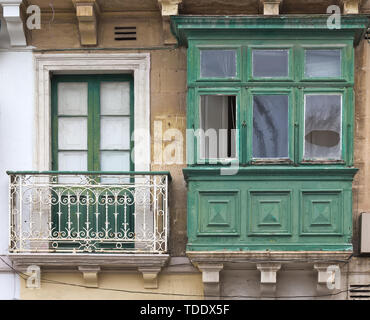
top-left (8, 171), bottom-right (170, 254)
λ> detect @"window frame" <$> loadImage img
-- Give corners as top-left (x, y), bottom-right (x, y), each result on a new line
top-left (51, 74), bottom-right (135, 172)
top-left (247, 88), bottom-right (294, 164)
top-left (298, 87), bottom-right (349, 165)
top-left (248, 45), bottom-right (294, 82)
top-left (194, 44), bottom-right (242, 82)
top-left (299, 45), bottom-right (350, 82)
top-left (188, 39), bottom-right (354, 167)
top-left (193, 87), bottom-right (241, 165)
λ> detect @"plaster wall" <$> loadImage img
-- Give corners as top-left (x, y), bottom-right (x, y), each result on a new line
top-left (20, 273), bottom-right (203, 300)
top-left (0, 48), bottom-right (34, 299)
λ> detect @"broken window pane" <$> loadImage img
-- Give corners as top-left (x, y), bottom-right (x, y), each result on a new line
top-left (252, 50), bottom-right (289, 78)
top-left (304, 94), bottom-right (342, 160)
top-left (305, 49), bottom-right (341, 78)
top-left (199, 95), bottom-right (236, 159)
top-left (200, 50), bottom-right (237, 78)
top-left (253, 95), bottom-right (289, 158)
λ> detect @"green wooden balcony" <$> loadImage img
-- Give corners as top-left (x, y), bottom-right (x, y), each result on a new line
top-left (184, 167), bottom-right (357, 252)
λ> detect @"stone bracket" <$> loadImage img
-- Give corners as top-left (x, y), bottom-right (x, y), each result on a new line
top-left (197, 263), bottom-right (223, 300)
top-left (341, 0), bottom-right (363, 14)
top-left (256, 263), bottom-right (281, 284)
top-left (158, 0), bottom-right (182, 45)
top-left (259, 0), bottom-right (283, 15)
top-left (314, 263), bottom-right (339, 285)
top-left (314, 263), bottom-right (341, 294)
top-left (72, 0), bottom-right (99, 46)
top-left (0, 0), bottom-right (27, 47)
top-left (139, 267), bottom-right (162, 289)
top-left (78, 266), bottom-right (100, 288)
top-left (256, 263), bottom-right (281, 296)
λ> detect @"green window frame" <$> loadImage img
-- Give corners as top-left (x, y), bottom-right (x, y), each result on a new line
top-left (187, 39), bottom-right (354, 167)
top-left (299, 45), bottom-right (349, 82)
top-left (51, 74), bottom-right (134, 172)
top-left (247, 88), bottom-right (294, 164)
top-left (247, 45), bottom-right (294, 82)
top-left (195, 45), bottom-right (242, 82)
top-left (194, 87), bottom-right (241, 165)
top-left (298, 88), bottom-right (350, 164)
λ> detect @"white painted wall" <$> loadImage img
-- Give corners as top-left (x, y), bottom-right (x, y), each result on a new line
top-left (0, 15), bottom-right (34, 298)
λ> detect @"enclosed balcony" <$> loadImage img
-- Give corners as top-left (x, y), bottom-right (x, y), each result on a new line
top-left (7, 171), bottom-right (171, 284)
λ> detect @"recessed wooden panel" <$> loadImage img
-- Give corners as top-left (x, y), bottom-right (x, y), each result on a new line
top-left (248, 191), bottom-right (291, 235)
top-left (198, 190), bottom-right (240, 236)
top-left (300, 190), bottom-right (343, 235)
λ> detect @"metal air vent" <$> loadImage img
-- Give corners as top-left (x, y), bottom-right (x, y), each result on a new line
top-left (114, 26), bottom-right (137, 41)
top-left (349, 284), bottom-right (370, 300)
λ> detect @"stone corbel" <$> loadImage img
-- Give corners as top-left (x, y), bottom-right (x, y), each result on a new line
top-left (256, 263), bottom-right (281, 296)
top-left (341, 0), bottom-right (362, 14)
top-left (313, 263), bottom-right (340, 294)
top-left (78, 266), bottom-right (100, 287)
top-left (158, 0), bottom-right (182, 45)
top-left (197, 264), bottom-right (223, 300)
top-left (259, 0), bottom-right (283, 15)
top-left (139, 267), bottom-right (161, 289)
top-left (0, 0), bottom-right (27, 46)
top-left (72, 0), bottom-right (99, 46)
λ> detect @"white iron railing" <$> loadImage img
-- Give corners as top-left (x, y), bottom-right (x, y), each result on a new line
top-left (8, 171), bottom-right (170, 254)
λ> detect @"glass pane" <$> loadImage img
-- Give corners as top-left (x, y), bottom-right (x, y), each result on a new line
top-left (252, 50), bottom-right (289, 78)
top-left (58, 82), bottom-right (88, 115)
top-left (58, 151), bottom-right (87, 171)
top-left (100, 116), bottom-right (130, 150)
top-left (101, 82), bottom-right (130, 115)
top-left (58, 118), bottom-right (87, 150)
top-left (305, 50), bottom-right (341, 78)
top-left (199, 95), bottom-right (236, 159)
top-left (253, 95), bottom-right (289, 158)
top-left (304, 95), bottom-right (342, 160)
top-left (200, 50), bottom-right (237, 78)
top-left (101, 151), bottom-right (130, 171)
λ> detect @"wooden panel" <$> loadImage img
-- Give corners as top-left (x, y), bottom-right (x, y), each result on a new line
top-left (248, 190), bottom-right (291, 236)
top-left (300, 190), bottom-right (343, 236)
top-left (197, 190), bottom-right (240, 236)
